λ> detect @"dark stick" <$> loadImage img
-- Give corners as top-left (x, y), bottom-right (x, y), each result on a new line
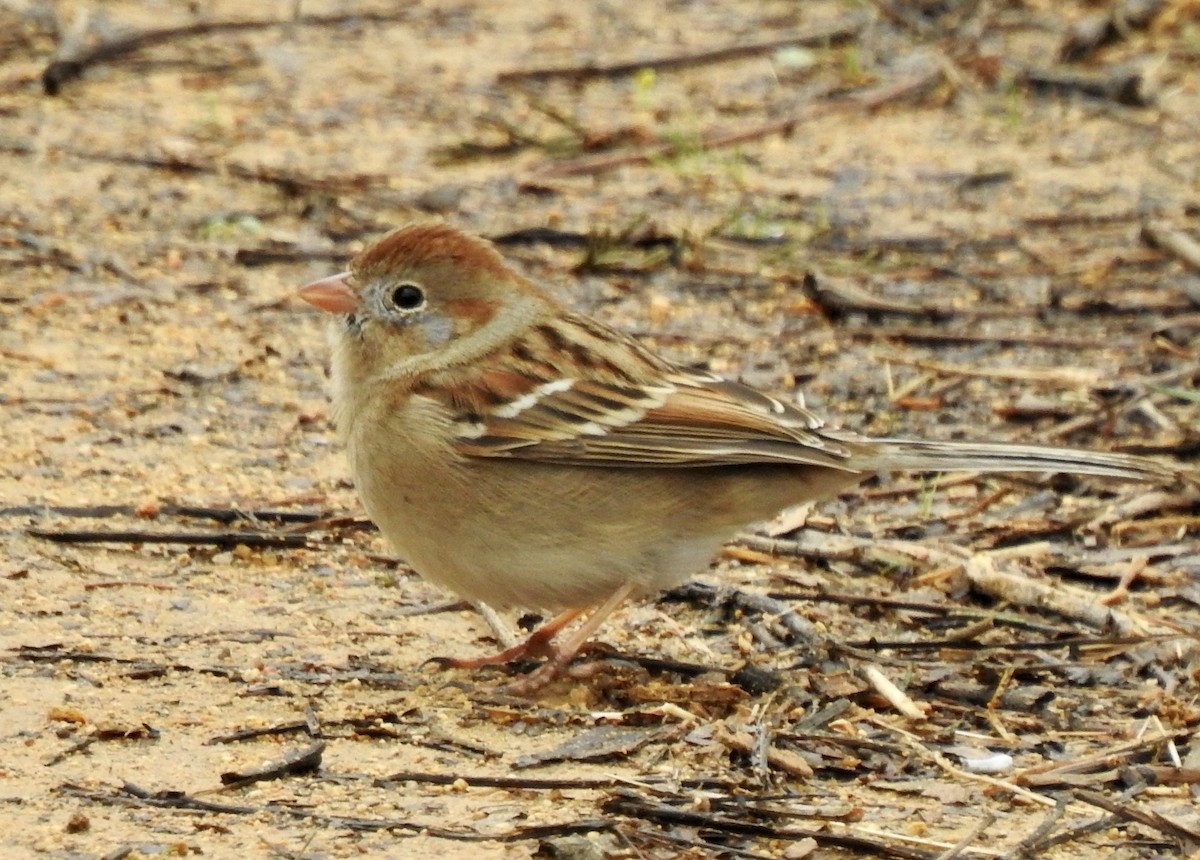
top-left (604, 791), bottom-right (935, 860)
top-left (58, 782), bottom-right (616, 840)
top-left (27, 529), bottom-right (310, 549)
top-left (536, 66), bottom-right (942, 178)
top-left (1, 503), bottom-right (328, 524)
top-left (1019, 65), bottom-right (1152, 107)
top-left (497, 19), bottom-right (863, 84)
top-left (376, 771), bottom-right (732, 792)
top-left (219, 742), bottom-right (326, 788)
top-left (207, 721), bottom-right (312, 745)
top-left (1074, 789), bottom-right (1200, 848)
top-left (43, 11), bottom-right (411, 95)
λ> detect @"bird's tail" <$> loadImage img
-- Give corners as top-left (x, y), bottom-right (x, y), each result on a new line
top-left (858, 438), bottom-right (1183, 483)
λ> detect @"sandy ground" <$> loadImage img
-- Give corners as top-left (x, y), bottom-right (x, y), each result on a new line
top-left (2, 1), bottom-right (1199, 858)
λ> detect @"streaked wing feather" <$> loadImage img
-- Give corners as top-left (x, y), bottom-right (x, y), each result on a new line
top-left (445, 367), bottom-right (859, 470)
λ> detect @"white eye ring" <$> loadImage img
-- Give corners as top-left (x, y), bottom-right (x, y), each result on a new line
top-left (388, 283), bottom-right (426, 311)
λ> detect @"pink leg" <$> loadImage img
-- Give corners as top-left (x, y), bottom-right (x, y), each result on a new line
top-left (431, 606), bottom-right (583, 669)
top-left (504, 583), bottom-right (636, 696)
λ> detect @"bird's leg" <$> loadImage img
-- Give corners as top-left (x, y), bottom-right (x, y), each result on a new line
top-left (430, 606), bottom-right (583, 669)
top-left (428, 584), bottom-right (636, 694)
top-left (504, 583), bottom-right (636, 696)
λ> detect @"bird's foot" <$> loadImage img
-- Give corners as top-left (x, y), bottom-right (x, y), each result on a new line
top-left (428, 584), bottom-right (637, 696)
top-left (425, 622), bottom-right (563, 669)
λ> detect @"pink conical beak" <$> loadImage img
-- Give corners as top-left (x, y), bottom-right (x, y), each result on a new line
top-left (299, 272), bottom-right (359, 313)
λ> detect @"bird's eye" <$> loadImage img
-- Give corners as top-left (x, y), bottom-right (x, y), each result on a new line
top-left (389, 283), bottom-right (426, 311)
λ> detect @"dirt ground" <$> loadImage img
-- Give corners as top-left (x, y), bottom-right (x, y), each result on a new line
top-left (2, 1), bottom-right (1199, 858)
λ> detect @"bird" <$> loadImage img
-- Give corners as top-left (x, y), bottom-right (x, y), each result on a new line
top-left (298, 222), bottom-right (1184, 694)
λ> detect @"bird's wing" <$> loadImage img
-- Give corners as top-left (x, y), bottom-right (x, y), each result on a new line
top-left (416, 314), bottom-right (860, 470)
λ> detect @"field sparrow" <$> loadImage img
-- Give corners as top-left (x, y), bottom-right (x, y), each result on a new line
top-left (300, 223), bottom-right (1183, 694)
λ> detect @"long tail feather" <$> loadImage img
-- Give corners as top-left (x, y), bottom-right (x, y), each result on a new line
top-left (859, 439), bottom-right (1181, 482)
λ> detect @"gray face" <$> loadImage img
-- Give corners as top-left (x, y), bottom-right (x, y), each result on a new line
top-left (351, 275), bottom-right (462, 355)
